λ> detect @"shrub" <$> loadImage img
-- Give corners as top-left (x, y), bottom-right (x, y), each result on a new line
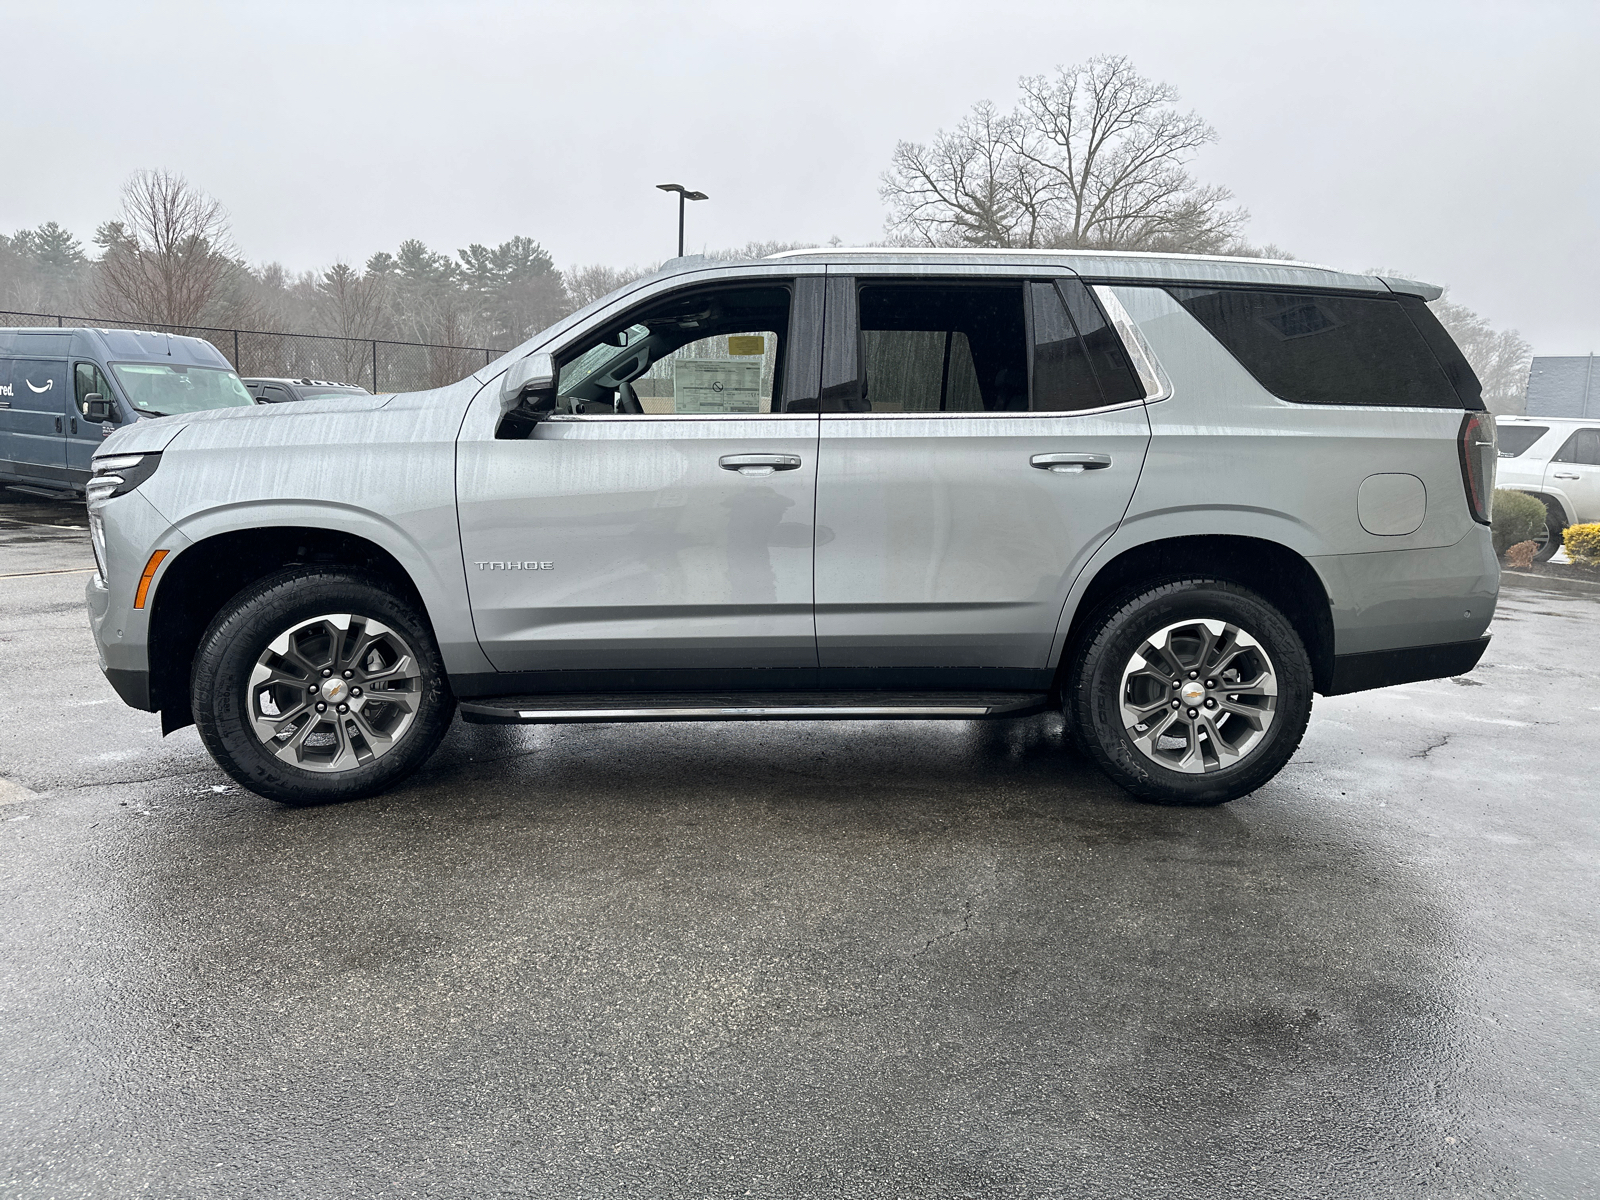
top-left (1491, 489), bottom-right (1548, 555)
top-left (1564, 522), bottom-right (1600, 567)
top-left (1505, 540), bottom-right (1537, 570)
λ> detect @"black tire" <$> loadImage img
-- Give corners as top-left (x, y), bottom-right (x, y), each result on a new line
top-left (1067, 578), bottom-right (1314, 806)
top-left (191, 568), bottom-right (455, 805)
top-left (1533, 501), bottom-right (1566, 563)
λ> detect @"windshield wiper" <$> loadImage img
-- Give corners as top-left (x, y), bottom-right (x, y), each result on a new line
top-left (137, 407), bottom-right (170, 417)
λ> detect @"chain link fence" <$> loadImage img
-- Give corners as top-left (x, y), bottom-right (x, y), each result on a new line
top-left (0, 310), bottom-right (506, 393)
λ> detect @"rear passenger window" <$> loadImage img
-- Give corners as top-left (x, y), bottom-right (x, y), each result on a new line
top-left (1167, 287), bottom-right (1473, 409)
top-left (1496, 426), bottom-right (1548, 458)
top-left (1552, 429), bottom-right (1600, 465)
top-left (1032, 281), bottom-right (1145, 410)
top-left (853, 285), bottom-right (1027, 413)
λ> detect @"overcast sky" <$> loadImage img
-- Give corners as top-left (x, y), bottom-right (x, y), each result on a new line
top-left (6, 0), bottom-right (1597, 351)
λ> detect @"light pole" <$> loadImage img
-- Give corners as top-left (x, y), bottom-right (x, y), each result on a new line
top-left (656, 183), bottom-right (708, 257)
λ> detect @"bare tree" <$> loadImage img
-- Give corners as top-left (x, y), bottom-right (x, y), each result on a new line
top-left (93, 170), bottom-right (237, 327)
top-left (883, 56), bottom-right (1246, 252)
top-left (314, 262), bottom-right (388, 384)
top-left (1432, 294), bottom-right (1533, 415)
top-left (561, 263), bottom-right (655, 311)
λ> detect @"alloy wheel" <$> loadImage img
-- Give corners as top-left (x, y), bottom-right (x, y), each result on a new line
top-left (1119, 617), bottom-right (1278, 774)
top-left (246, 613), bottom-right (422, 773)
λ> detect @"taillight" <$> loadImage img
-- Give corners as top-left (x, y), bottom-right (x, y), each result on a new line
top-left (1458, 411), bottom-right (1496, 524)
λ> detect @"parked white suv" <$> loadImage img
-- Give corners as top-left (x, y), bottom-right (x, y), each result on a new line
top-left (1496, 416), bottom-right (1600, 560)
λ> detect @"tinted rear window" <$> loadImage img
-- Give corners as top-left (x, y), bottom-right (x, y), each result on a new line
top-left (1496, 425), bottom-right (1548, 458)
top-left (1166, 287), bottom-right (1476, 409)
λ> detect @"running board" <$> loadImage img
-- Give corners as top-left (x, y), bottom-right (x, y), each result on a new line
top-left (459, 690), bottom-right (1051, 725)
top-left (5, 484), bottom-right (78, 501)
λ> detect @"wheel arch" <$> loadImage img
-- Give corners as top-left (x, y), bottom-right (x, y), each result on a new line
top-left (1057, 533), bottom-right (1337, 695)
top-left (1514, 488), bottom-right (1573, 528)
top-left (147, 526), bottom-right (436, 733)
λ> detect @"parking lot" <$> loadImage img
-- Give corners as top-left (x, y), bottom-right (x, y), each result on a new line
top-left (1, 490), bottom-right (1596, 1199)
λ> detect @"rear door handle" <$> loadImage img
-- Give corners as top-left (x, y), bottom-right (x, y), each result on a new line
top-left (720, 453), bottom-right (802, 477)
top-left (1553, 472), bottom-right (1581, 480)
top-left (1031, 452), bottom-right (1112, 474)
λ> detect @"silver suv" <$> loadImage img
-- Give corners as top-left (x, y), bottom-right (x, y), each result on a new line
top-left (85, 250), bottom-right (1499, 807)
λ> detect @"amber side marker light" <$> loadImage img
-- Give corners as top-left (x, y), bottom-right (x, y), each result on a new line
top-left (133, 549), bottom-right (169, 609)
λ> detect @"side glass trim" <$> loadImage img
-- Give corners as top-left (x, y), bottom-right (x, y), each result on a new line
top-left (1091, 285), bottom-right (1170, 402)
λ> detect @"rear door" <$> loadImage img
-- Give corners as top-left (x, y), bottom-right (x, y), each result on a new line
top-left (0, 356), bottom-right (70, 485)
top-left (456, 273), bottom-right (825, 681)
top-left (811, 271), bottom-right (1152, 687)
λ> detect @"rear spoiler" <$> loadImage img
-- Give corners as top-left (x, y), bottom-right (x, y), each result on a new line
top-left (1379, 276), bottom-right (1445, 303)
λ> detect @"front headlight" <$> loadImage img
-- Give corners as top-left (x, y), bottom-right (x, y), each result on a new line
top-left (86, 453), bottom-right (163, 581)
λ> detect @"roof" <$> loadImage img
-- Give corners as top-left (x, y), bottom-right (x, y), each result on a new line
top-left (0, 327), bottom-right (233, 369)
top-left (241, 377), bottom-right (364, 388)
top-left (1524, 355), bottom-right (1600, 419)
top-left (762, 247), bottom-right (1442, 300)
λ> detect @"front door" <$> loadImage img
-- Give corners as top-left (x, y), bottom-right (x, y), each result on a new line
top-left (0, 356), bottom-right (70, 485)
top-left (457, 276), bottom-right (824, 682)
top-left (66, 361), bottom-right (122, 479)
top-left (812, 274), bottom-right (1152, 687)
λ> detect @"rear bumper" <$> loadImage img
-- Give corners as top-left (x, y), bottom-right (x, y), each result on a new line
top-left (1322, 636), bottom-right (1489, 697)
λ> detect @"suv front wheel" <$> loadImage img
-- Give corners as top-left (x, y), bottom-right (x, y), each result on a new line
top-left (192, 568), bottom-right (455, 804)
top-left (1068, 579), bottom-right (1314, 806)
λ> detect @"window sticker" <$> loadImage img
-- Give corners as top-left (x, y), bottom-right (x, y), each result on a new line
top-left (674, 359), bottom-right (762, 413)
top-left (726, 335), bottom-right (765, 356)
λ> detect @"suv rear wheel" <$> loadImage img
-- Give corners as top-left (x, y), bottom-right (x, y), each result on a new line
top-left (1068, 579), bottom-right (1313, 806)
top-left (192, 568), bottom-right (454, 804)
top-left (1533, 500), bottom-right (1566, 563)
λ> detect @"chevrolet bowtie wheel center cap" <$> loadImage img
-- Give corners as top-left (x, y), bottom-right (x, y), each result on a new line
top-left (1180, 682), bottom-right (1206, 705)
top-left (321, 678), bottom-right (350, 703)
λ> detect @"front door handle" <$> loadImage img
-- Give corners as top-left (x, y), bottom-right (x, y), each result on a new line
top-left (720, 453), bottom-right (802, 477)
top-left (70, 417), bottom-right (78, 435)
top-left (1031, 452), bottom-right (1112, 474)
top-left (1553, 472), bottom-right (1581, 480)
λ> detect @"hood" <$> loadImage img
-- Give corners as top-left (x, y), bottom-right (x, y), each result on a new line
top-left (100, 390), bottom-right (397, 456)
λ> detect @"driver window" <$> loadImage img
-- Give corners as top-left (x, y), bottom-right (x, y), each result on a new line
top-left (74, 362), bottom-right (117, 419)
top-left (555, 285), bottom-right (792, 416)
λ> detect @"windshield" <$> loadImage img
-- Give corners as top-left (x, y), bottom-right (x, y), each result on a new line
top-left (109, 362), bottom-right (255, 416)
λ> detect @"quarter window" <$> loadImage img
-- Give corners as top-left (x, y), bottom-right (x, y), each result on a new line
top-left (1166, 287), bottom-right (1475, 409)
top-left (1496, 425), bottom-right (1548, 458)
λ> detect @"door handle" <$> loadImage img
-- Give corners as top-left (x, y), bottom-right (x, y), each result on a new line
top-left (720, 453), bottom-right (802, 477)
top-left (70, 417), bottom-right (78, 435)
top-left (1553, 472), bottom-right (1581, 480)
top-left (1031, 452), bottom-right (1112, 474)
top-left (54, 417), bottom-right (62, 433)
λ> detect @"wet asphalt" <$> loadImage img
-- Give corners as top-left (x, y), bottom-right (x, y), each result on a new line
top-left (1, 489), bottom-right (1596, 1199)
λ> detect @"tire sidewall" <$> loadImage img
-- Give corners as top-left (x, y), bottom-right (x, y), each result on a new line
top-left (1076, 580), bottom-right (1313, 805)
top-left (193, 570), bottom-right (454, 804)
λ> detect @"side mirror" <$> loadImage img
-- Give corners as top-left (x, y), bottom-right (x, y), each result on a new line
top-left (84, 395), bottom-right (115, 422)
top-left (502, 352), bottom-right (556, 404)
